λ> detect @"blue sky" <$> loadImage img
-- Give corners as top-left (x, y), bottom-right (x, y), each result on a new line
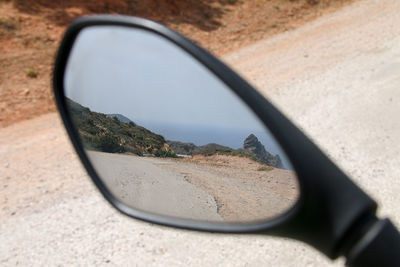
top-left (64, 26), bottom-right (292, 167)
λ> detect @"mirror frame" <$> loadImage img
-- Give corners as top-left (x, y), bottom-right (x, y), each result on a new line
top-left (53, 15), bottom-right (377, 259)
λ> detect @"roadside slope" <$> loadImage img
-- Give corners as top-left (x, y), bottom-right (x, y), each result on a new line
top-left (0, 0), bottom-right (359, 127)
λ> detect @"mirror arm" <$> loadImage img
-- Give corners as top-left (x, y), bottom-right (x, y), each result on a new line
top-left (246, 87), bottom-right (378, 258)
top-left (345, 217), bottom-right (400, 266)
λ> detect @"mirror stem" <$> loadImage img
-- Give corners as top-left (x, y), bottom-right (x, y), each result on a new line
top-left (345, 216), bottom-right (400, 266)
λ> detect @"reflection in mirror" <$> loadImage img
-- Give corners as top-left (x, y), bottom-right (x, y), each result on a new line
top-left (64, 26), bottom-right (299, 223)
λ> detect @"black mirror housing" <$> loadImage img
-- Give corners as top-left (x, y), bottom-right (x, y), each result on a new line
top-left (53, 15), bottom-right (380, 260)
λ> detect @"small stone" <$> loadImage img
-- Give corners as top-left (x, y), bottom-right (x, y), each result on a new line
top-left (4, 163), bottom-right (9, 168)
top-left (24, 89), bottom-right (30, 95)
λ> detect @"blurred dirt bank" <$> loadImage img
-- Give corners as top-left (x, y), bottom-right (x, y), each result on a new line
top-left (0, 0), bottom-right (358, 127)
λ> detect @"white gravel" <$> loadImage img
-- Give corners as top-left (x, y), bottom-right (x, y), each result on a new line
top-left (1, 0), bottom-right (400, 266)
top-left (226, 0), bottom-right (400, 227)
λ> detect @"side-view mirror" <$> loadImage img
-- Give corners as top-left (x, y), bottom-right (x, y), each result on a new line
top-left (53, 15), bottom-right (400, 266)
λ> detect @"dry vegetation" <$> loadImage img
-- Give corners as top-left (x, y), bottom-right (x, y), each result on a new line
top-left (0, 0), bottom-right (358, 127)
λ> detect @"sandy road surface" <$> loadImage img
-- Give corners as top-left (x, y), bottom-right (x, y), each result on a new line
top-left (1, 0), bottom-right (400, 266)
top-left (87, 151), bottom-right (223, 222)
top-left (88, 151), bottom-right (297, 222)
top-left (159, 155), bottom-right (297, 222)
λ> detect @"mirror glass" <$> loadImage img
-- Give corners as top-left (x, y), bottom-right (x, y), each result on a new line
top-left (64, 26), bottom-right (299, 223)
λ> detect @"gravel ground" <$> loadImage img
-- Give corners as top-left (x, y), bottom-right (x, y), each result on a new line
top-left (87, 151), bottom-right (297, 223)
top-left (1, 0), bottom-right (400, 266)
top-left (226, 0), bottom-right (400, 226)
